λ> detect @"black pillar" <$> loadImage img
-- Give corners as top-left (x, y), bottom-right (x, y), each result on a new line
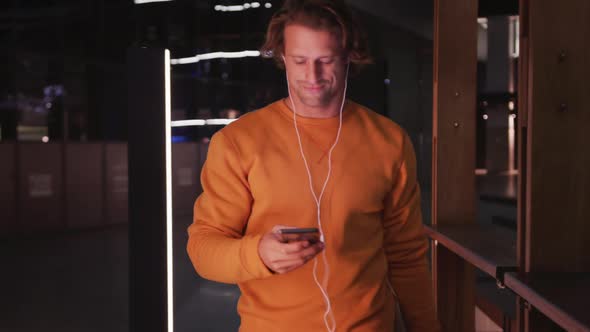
top-left (127, 47), bottom-right (169, 332)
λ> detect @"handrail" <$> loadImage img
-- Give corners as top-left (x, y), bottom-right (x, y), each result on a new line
top-left (504, 272), bottom-right (590, 332)
top-left (424, 223), bottom-right (517, 282)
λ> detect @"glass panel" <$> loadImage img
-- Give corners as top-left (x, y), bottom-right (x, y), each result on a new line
top-left (1, 2), bottom-right (131, 331)
top-left (475, 11), bottom-right (519, 329)
top-left (475, 15), bottom-right (518, 228)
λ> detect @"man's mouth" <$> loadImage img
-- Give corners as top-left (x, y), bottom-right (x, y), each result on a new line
top-left (303, 85), bottom-right (324, 92)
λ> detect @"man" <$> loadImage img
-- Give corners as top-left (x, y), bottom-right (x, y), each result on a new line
top-left (187, 0), bottom-right (440, 331)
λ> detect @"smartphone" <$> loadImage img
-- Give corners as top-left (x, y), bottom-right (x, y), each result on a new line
top-left (278, 227), bottom-right (320, 244)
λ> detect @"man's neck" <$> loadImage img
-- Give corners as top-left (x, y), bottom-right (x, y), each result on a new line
top-left (285, 96), bottom-right (343, 119)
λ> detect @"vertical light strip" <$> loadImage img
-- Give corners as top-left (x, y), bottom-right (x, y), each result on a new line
top-left (164, 49), bottom-right (174, 332)
top-left (508, 114), bottom-right (516, 172)
top-left (509, 16), bottom-right (520, 59)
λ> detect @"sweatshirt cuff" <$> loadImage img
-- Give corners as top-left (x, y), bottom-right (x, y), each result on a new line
top-left (240, 233), bottom-right (274, 279)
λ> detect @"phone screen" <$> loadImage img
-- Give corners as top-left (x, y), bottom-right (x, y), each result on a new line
top-left (278, 228), bottom-right (320, 243)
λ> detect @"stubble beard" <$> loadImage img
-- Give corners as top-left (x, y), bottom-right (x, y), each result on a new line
top-left (293, 84), bottom-right (335, 109)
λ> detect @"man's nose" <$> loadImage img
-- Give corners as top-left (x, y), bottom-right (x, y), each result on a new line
top-left (306, 62), bottom-right (323, 83)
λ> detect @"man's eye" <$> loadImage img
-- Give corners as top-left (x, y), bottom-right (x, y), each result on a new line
top-left (320, 58), bottom-right (335, 64)
top-left (294, 60), bottom-right (306, 65)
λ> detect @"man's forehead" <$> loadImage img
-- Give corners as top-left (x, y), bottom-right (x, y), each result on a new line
top-left (284, 48), bottom-right (345, 58)
top-left (283, 24), bottom-right (345, 56)
top-left (284, 23), bottom-right (342, 41)
top-left (286, 53), bottom-right (343, 60)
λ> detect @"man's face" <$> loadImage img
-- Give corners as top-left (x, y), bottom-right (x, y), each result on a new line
top-left (283, 24), bottom-right (348, 109)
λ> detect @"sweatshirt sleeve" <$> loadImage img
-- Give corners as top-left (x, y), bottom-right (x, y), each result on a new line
top-left (186, 130), bottom-right (273, 284)
top-left (383, 132), bottom-right (441, 332)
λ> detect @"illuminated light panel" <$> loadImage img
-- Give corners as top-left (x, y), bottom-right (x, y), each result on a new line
top-left (508, 112), bottom-right (516, 172)
top-left (509, 16), bottom-right (520, 58)
top-left (475, 169), bottom-right (488, 175)
top-left (206, 119), bottom-right (236, 125)
top-left (171, 50), bottom-right (260, 65)
top-left (170, 119), bottom-right (237, 127)
top-left (171, 119), bottom-right (206, 127)
top-left (216, 4), bottom-right (246, 11)
top-left (214, 2), bottom-right (270, 12)
top-left (134, 0), bottom-right (173, 4)
top-left (164, 49), bottom-right (174, 332)
top-left (477, 17), bottom-right (488, 30)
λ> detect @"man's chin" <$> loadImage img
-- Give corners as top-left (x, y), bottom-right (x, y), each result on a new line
top-left (299, 99), bottom-right (328, 108)
top-left (297, 94), bottom-right (331, 108)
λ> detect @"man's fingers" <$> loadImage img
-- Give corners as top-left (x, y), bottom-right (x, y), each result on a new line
top-left (268, 242), bottom-right (324, 272)
top-left (259, 227), bottom-right (324, 274)
top-left (281, 240), bottom-right (310, 254)
top-left (273, 246), bottom-right (324, 274)
top-left (280, 241), bottom-right (324, 257)
top-left (301, 242), bottom-right (324, 257)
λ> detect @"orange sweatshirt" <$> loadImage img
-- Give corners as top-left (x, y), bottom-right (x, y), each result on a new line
top-left (187, 100), bottom-right (440, 331)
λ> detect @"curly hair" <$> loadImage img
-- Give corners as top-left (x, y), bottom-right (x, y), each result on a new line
top-left (260, 0), bottom-right (372, 72)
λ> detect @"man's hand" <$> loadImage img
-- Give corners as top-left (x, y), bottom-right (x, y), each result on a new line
top-left (258, 225), bottom-right (324, 274)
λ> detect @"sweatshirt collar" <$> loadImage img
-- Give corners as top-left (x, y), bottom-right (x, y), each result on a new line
top-left (274, 98), bottom-right (353, 127)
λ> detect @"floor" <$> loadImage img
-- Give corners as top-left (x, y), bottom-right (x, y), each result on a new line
top-left (1, 225), bottom-right (130, 332)
top-left (1, 174), bottom-right (517, 331)
top-left (0, 217), bottom-right (240, 332)
top-left (475, 307), bottom-right (503, 332)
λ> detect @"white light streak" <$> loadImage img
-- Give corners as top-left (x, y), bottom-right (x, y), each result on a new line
top-left (170, 119), bottom-right (237, 127)
top-left (508, 113), bottom-right (516, 172)
top-left (171, 119), bottom-right (206, 127)
top-left (475, 169), bottom-right (488, 175)
top-left (134, 0), bottom-right (173, 4)
top-left (509, 16), bottom-right (520, 58)
top-left (477, 17), bottom-right (488, 30)
top-left (171, 50), bottom-right (260, 65)
top-left (206, 119), bottom-right (236, 125)
top-left (214, 2), bottom-right (270, 12)
top-left (217, 4), bottom-right (246, 11)
top-left (164, 49), bottom-right (174, 332)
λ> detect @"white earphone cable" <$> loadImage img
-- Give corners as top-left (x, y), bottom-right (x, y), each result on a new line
top-left (284, 56), bottom-right (349, 332)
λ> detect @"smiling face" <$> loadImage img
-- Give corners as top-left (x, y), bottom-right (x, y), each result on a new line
top-left (283, 24), bottom-right (348, 112)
